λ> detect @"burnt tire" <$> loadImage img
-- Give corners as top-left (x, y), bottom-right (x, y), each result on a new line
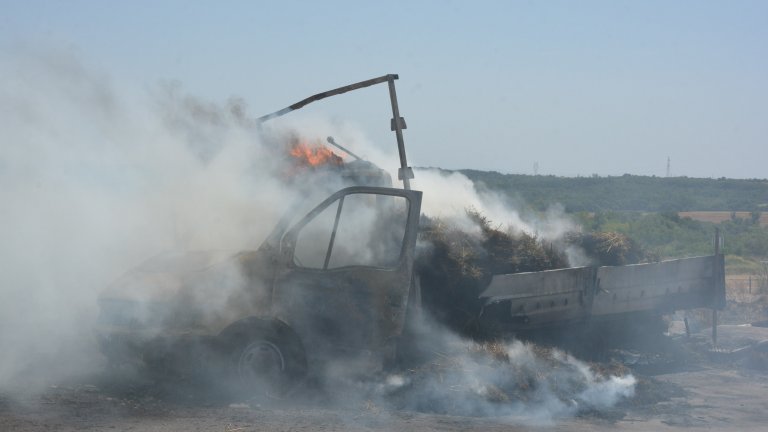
top-left (218, 319), bottom-right (307, 399)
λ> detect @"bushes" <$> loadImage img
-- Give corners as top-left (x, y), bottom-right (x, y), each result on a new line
top-left (459, 170), bottom-right (768, 213)
top-left (578, 211), bottom-right (768, 260)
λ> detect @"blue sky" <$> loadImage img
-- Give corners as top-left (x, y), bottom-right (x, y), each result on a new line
top-left (2, 0), bottom-right (767, 178)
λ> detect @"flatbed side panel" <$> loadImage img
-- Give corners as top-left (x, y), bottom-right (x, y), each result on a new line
top-left (591, 255), bottom-right (723, 317)
top-left (481, 267), bottom-right (596, 327)
top-left (480, 255), bottom-right (725, 330)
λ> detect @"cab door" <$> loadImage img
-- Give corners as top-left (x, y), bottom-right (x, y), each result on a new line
top-left (272, 186), bottom-right (422, 367)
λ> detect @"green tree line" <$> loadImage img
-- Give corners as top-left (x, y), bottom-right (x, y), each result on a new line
top-left (457, 170), bottom-right (768, 212)
top-left (575, 210), bottom-right (768, 265)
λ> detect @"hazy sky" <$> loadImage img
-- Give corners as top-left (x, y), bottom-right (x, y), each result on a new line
top-left (2, 0), bottom-right (767, 179)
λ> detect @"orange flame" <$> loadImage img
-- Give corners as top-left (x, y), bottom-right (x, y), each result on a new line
top-left (289, 141), bottom-right (343, 167)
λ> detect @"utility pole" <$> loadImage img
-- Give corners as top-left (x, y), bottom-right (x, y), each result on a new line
top-left (666, 156), bottom-right (671, 177)
top-left (713, 228), bottom-right (722, 347)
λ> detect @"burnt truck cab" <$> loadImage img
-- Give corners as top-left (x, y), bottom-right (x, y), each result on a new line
top-left (97, 185), bottom-right (422, 388)
top-left (272, 186), bottom-right (422, 368)
top-left (99, 74), bottom-right (422, 390)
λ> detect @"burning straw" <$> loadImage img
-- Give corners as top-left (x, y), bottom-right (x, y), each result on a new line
top-left (383, 336), bottom-right (636, 422)
top-left (416, 209), bottom-right (567, 336)
top-left (416, 208), bottom-right (648, 337)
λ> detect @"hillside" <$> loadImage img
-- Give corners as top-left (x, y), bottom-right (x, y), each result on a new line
top-left (455, 169), bottom-right (768, 212)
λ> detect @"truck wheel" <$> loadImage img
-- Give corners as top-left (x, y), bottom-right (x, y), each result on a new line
top-left (219, 321), bottom-right (306, 399)
top-left (237, 339), bottom-right (285, 389)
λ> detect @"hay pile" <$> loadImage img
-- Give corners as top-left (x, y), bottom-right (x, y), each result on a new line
top-left (416, 211), bottom-right (566, 335)
top-left (565, 231), bottom-right (646, 266)
top-left (416, 210), bottom-right (647, 336)
top-left (387, 339), bottom-right (634, 418)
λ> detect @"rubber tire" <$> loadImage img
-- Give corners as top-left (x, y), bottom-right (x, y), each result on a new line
top-left (218, 319), bottom-right (307, 399)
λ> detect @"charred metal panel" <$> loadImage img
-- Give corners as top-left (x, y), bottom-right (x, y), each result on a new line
top-left (272, 268), bottom-right (410, 367)
top-left (481, 266), bottom-right (596, 329)
top-left (592, 255), bottom-right (725, 317)
top-left (98, 250), bottom-right (272, 332)
top-left (481, 255), bottom-right (725, 330)
top-left (274, 186), bottom-right (422, 370)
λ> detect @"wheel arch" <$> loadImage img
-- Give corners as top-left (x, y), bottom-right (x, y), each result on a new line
top-left (217, 316), bottom-right (307, 371)
top-left (218, 316), bottom-right (294, 337)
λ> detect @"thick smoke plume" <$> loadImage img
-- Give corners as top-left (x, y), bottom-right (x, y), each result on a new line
top-left (0, 47), bottom-right (340, 390)
top-left (388, 338), bottom-right (636, 424)
top-left (412, 168), bottom-right (579, 242)
top-left (1, 46), bottom-right (633, 423)
top-left (316, 316), bottom-right (635, 425)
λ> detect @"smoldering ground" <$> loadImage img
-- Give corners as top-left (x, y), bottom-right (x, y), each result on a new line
top-left (305, 314), bottom-right (636, 426)
top-left (0, 45), bottom-right (635, 424)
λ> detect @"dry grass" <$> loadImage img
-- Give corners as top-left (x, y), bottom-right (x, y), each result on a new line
top-left (727, 274), bottom-right (768, 302)
top-left (719, 274), bottom-right (768, 324)
top-left (565, 231), bottom-right (647, 265)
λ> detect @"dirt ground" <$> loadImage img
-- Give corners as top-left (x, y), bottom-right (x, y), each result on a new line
top-left (3, 320), bottom-right (768, 432)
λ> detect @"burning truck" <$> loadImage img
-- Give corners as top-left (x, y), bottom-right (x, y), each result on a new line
top-left (97, 75), bottom-right (725, 396)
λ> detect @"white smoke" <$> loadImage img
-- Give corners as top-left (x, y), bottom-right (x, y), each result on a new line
top-left (412, 168), bottom-right (579, 243)
top-left (322, 319), bottom-right (636, 425)
top-left (262, 114), bottom-right (400, 170)
top-left (398, 341), bottom-right (635, 424)
top-left (0, 45), bottom-right (614, 425)
top-left (0, 46), bottom-right (358, 390)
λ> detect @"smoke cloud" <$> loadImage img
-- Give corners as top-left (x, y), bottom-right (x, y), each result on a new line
top-left (314, 317), bottom-right (635, 425)
top-left (1, 45), bottom-right (631, 425)
top-left (0, 46), bottom-right (351, 390)
top-left (412, 168), bottom-right (579, 244)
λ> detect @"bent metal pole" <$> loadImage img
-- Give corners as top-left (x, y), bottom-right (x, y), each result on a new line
top-left (255, 74), bottom-right (414, 190)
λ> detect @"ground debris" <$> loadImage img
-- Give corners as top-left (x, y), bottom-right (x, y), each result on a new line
top-left (387, 338), bottom-right (635, 418)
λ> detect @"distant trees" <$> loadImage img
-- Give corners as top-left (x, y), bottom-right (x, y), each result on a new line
top-left (577, 210), bottom-right (768, 260)
top-left (459, 170), bottom-right (768, 212)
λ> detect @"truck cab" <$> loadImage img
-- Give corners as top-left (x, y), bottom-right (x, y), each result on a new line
top-left (99, 74), bottom-right (422, 394)
top-left (98, 185), bottom-right (422, 393)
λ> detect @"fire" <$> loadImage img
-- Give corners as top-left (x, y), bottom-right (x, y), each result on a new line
top-left (289, 140), bottom-right (343, 167)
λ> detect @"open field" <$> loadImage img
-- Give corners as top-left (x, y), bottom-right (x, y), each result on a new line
top-left (679, 211), bottom-right (768, 227)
